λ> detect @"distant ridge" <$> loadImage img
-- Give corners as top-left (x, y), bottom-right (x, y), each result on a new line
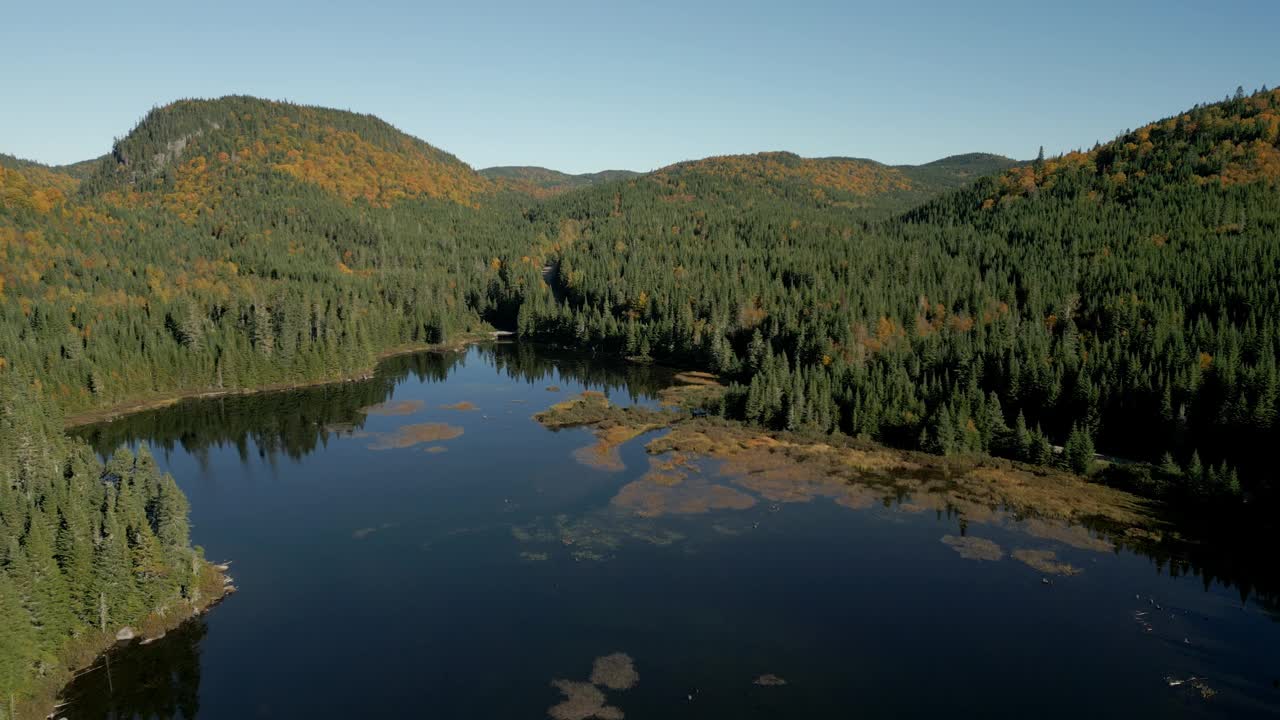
top-left (481, 166), bottom-right (640, 199)
top-left (632, 150), bottom-right (1020, 216)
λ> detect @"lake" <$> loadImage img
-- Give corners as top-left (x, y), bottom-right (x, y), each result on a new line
top-left (63, 343), bottom-right (1280, 719)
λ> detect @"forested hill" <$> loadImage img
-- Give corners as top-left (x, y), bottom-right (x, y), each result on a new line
top-left (0, 96), bottom-right (544, 415)
top-left (900, 152), bottom-right (1023, 193)
top-left (481, 166), bottom-right (640, 199)
top-left (483, 153), bottom-right (1016, 210)
top-left (640, 150), bottom-right (1018, 216)
top-left (79, 95), bottom-right (490, 208)
top-left (520, 87), bottom-right (1280, 509)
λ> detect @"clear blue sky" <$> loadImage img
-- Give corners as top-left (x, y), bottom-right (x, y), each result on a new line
top-left (2, 0), bottom-right (1276, 174)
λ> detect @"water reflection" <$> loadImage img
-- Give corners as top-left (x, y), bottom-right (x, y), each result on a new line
top-left (72, 344), bottom-right (675, 464)
top-left (61, 343), bottom-right (1280, 718)
top-left (69, 343), bottom-right (1280, 615)
top-left (61, 620), bottom-right (207, 720)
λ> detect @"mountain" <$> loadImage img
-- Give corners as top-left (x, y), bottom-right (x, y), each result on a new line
top-left (481, 165), bottom-right (640, 199)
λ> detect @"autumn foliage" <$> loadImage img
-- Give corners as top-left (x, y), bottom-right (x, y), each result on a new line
top-left (980, 87), bottom-right (1280, 208)
top-left (0, 158), bottom-right (78, 214)
top-left (86, 97), bottom-right (491, 215)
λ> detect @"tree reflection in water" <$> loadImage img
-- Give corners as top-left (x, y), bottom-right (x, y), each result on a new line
top-left (60, 620), bottom-right (207, 720)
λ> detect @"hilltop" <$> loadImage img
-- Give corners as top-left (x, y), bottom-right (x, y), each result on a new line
top-left (900, 152), bottom-right (1023, 190)
top-left (80, 95), bottom-right (491, 210)
top-left (975, 87), bottom-right (1280, 209)
top-left (481, 166), bottom-right (640, 199)
top-left (643, 150), bottom-right (1017, 216)
top-left (482, 153), bottom-right (1015, 211)
top-left (5, 96), bottom-right (1013, 219)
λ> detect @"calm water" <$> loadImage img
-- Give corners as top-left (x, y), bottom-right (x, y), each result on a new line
top-left (65, 344), bottom-right (1280, 719)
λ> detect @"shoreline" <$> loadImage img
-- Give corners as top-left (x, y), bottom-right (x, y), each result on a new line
top-left (63, 333), bottom-right (502, 429)
top-left (25, 565), bottom-right (235, 720)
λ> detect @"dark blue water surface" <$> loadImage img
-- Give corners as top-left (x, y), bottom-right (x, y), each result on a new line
top-left (63, 344), bottom-right (1280, 719)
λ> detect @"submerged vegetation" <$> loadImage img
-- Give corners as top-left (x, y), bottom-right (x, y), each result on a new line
top-left (940, 535), bottom-right (1005, 561)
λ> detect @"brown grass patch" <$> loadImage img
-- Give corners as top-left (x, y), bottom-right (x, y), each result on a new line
top-left (574, 442), bottom-right (626, 472)
top-left (613, 475), bottom-right (756, 518)
top-left (946, 498), bottom-right (1007, 526)
top-left (658, 378), bottom-right (728, 410)
top-left (1013, 548), bottom-right (1081, 576)
top-left (644, 470), bottom-right (686, 487)
top-left (535, 391), bottom-right (615, 428)
top-left (900, 493), bottom-right (950, 514)
top-left (359, 399), bottom-right (424, 416)
top-left (573, 424), bottom-right (657, 472)
top-left (957, 465), bottom-right (1149, 528)
top-left (548, 680), bottom-right (624, 720)
top-left (672, 371), bottom-right (721, 385)
top-left (590, 653), bottom-right (639, 690)
top-left (538, 393), bottom-right (675, 472)
top-left (440, 401), bottom-right (477, 411)
top-left (1018, 518), bottom-right (1113, 552)
top-left (647, 424), bottom-right (903, 510)
top-left (941, 535), bottom-right (1004, 561)
top-left (534, 390), bottom-right (1158, 542)
top-left (365, 422), bottom-right (464, 450)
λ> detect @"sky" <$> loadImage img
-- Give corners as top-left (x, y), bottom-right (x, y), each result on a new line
top-left (2, 0), bottom-right (1277, 174)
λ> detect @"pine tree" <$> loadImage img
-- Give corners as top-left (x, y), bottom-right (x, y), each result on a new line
top-left (0, 569), bottom-right (34, 708)
top-left (1012, 410), bottom-right (1031, 461)
top-left (1064, 424), bottom-right (1095, 475)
